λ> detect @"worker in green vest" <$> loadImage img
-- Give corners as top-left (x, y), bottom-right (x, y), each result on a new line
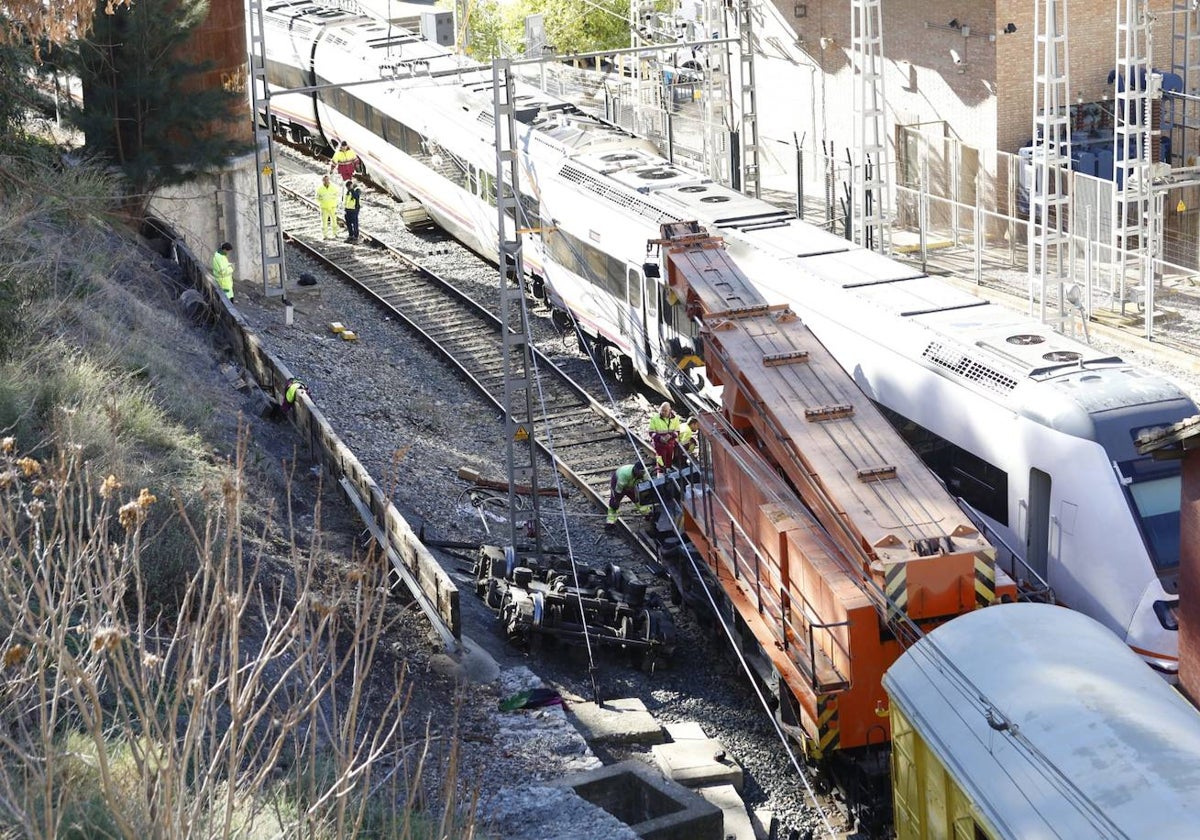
top-left (607, 462), bottom-right (651, 525)
top-left (211, 241), bottom-right (234, 300)
top-left (281, 377), bottom-right (308, 414)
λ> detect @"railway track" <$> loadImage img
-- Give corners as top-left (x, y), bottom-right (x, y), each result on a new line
top-left (274, 178), bottom-right (661, 545)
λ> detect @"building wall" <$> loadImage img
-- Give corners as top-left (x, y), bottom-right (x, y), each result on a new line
top-left (764, 0), bottom-right (1181, 162)
top-left (995, 0), bottom-right (1178, 153)
top-left (147, 151), bottom-right (264, 298)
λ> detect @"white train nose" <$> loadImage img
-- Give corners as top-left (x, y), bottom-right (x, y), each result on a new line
top-left (1126, 585), bottom-right (1180, 680)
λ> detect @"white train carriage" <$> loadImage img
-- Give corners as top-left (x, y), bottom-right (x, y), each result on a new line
top-left (258, 2), bottom-right (1198, 675)
top-left (883, 603), bottom-right (1200, 839)
top-left (710, 218), bottom-right (1196, 675)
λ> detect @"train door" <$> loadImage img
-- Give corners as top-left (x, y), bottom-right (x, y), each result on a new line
top-left (624, 264), bottom-right (651, 371)
top-left (1025, 468), bottom-right (1052, 581)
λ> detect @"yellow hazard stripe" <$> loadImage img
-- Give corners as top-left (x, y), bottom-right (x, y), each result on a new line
top-left (974, 551), bottom-right (996, 608)
top-left (815, 695), bottom-right (840, 757)
top-left (884, 561), bottom-right (907, 616)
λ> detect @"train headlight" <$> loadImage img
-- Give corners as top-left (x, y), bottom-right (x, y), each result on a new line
top-left (1153, 598), bottom-right (1180, 631)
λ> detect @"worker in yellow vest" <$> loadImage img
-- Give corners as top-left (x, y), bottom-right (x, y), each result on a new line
top-left (677, 416), bottom-right (700, 464)
top-left (211, 241), bottom-right (234, 300)
top-left (649, 402), bottom-right (680, 474)
top-left (316, 174), bottom-right (340, 240)
top-left (281, 377), bottom-right (308, 414)
top-left (330, 140), bottom-right (359, 183)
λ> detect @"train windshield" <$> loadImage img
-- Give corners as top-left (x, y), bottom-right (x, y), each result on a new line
top-left (1121, 458), bottom-right (1181, 573)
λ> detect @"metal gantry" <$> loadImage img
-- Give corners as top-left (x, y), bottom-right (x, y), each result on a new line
top-left (1170, 1), bottom-right (1200, 166)
top-left (1111, 0), bottom-right (1158, 333)
top-left (1029, 0), bottom-right (1074, 332)
top-left (492, 58), bottom-right (543, 558)
top-left (246, 0), bottom-right (288, 297)
top-left (735, 0), bottom-right (760, 198)
top-left (850, 0), bottom-right (889, 253)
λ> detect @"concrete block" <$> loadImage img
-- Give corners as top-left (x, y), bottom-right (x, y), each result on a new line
top-left (562, 759), bottom-right (722, 840)
top-left (651, 738), bottom-right (744, 792)
top-left (569, 697), bottom-right (665, 746)
top-left (696, 783), bottom-right (755, 840)
top-left (664, 721), bottom-right (708, 742)
top-left (750, 808), bottom-right (777, 840)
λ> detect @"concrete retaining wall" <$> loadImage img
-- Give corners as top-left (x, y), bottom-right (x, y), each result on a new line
top-left (170, 235), bottom-right (461, 642)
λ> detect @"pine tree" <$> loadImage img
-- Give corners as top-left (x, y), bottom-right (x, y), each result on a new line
top-left (61, 0), bottom-right (249, 212)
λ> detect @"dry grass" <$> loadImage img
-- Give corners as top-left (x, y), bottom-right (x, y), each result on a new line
top-left (0, 153), bottom-right (479, 838)
top-left (0, 436), bottom-right (479, 839)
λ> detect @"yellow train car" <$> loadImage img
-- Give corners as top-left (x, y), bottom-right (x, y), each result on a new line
top-left (883, 603), bottom-right (1200, 839)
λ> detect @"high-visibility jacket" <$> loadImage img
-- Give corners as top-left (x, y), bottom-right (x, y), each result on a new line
top-left (212, 249), bottom-right (234, 298)
top-left (678, 422), bottom-right (697, 453)
top-left (649, 413), bottom-right (680, 445)
top-left (612, 464), bottom-right (642, 492)
top-left (332, 148), bottom-right (359, 180)
top-left (316, 182), bottom-right (340, 209)
top-left (285, 379), bottom-right (306, 404)
top-left (344, 186), bottom-right (360, 211)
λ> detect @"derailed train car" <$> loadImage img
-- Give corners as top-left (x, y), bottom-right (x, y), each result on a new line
top-left (258, 3), bottom-right (1198, 819)
top-left (258, 0), bottom-right (1198, 684)
top-left (884, 603), bottom-right (1200, 839)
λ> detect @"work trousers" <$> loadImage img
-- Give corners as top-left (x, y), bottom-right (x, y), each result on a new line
top-left (320, 206), bottom-right (338, 239)
top-left (345, 209), bottom-right (360, 239)
top-left (608, 475), bottom-right (639, 511)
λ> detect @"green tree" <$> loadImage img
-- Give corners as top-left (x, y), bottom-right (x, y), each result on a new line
top-left (457, 0), bottom-right (519, 61)
top-left (0, 31), bottom-right (35, 142)
top-left (457, 0), bottom-right (637, 61)
top-left (59, 0), bottom-right (248, 213)
top-left (521, 0), bottom-right (631, 55)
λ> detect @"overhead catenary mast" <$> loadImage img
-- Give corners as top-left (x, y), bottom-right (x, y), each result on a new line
top-left (1111, 0), bottom-right (1160, 338)
top-left (1028, 0), bottom-right (1074, 333)
top-left (246, 0), bottom-right (290, 298)
top-left (850, 0), bottom-right (889, 253)
top-left (492, 58), bottom-right (544, 559)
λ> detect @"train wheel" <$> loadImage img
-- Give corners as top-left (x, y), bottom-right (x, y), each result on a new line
top-left (605, 346), bottom-right (635, 385)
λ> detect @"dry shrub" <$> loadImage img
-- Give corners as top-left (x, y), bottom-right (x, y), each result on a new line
top-left (0, 436), bottom-right (478, 839)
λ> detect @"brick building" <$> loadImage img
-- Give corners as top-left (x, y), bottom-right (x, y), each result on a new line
top-left (756, 0), bottom-right (1180, 166)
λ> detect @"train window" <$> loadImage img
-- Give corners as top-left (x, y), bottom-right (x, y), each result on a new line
top-left (518, 192), bottom-right (540, 231)
top-left (1126, 470), bottom-right (1182, 572)
top-left (627, 266), bottom-right (641, 309)
top-left (367, 105), bottom-right (383, 138)
top-left (876, 405), bottom-right (1008, 523)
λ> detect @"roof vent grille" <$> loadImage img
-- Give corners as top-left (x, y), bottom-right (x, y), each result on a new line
top-left (923, 341), bottom-right (1018, 395)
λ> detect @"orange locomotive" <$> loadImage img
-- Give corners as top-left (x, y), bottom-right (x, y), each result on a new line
top-left (648, 222), bottom-right (1015, 775)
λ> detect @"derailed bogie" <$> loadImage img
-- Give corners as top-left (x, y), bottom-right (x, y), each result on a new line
top-left (473, 545), bottom-right (675, 667)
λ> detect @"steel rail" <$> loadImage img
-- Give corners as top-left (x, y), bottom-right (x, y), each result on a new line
top-left (275, 181), bottom-right (661, 546)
